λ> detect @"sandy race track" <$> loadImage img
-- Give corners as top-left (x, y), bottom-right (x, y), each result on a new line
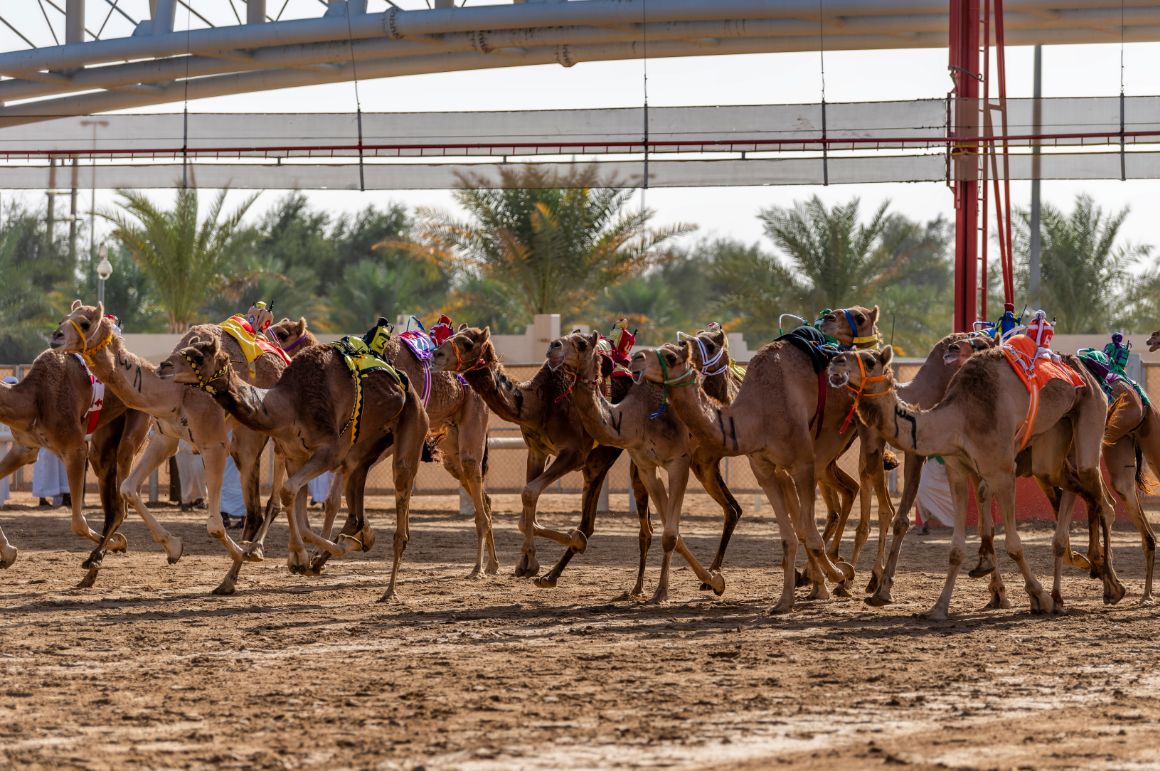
top-left (0, 492), bottom-right (1158, 770)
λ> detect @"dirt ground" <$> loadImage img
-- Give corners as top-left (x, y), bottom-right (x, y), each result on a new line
top-left (0, 491), bottom-right (1158, 770)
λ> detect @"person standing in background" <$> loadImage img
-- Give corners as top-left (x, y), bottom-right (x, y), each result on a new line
top-left (0, 375), bottom-right (16, 508)
top-left (32, 448), bottom-right (70, 508)
top-left (174, 439), bottom-right (206, 512)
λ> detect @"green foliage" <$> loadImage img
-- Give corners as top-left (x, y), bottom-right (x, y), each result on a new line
top-left (411, 166), bottom-right (694, 331)
top-left (0, 203), bottom-right (73, 361)
top-left (328, 253), bottom-right (452, 332)
top-left (104, 187), bottom-right (259, 332)
top-left (1013, 194), bottom-right (1150, 333)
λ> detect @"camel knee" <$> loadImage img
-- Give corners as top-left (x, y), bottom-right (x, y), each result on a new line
top-left (891, 513), bottom-right (910, 537)
top-left (947, 546), bottom-right (964, 567)
top-left (661, 532), bottom-right (678, 553)
top-left (520, 488), bottom-right (540, 511)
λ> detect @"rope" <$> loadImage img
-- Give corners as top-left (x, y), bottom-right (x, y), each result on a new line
top-left (344, 1), bottom-right (367, 192)
top-left (641, 0), bottom-right (650, 202)
top-left (817, 0), bottom-right (829, 185)
top-left (1119, 0), bottom-right (1126, 181)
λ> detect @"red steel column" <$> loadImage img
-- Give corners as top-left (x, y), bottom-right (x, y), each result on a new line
top-left (950, 0), bottom-right (979, 332)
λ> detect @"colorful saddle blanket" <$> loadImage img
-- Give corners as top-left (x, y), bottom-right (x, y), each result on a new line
top-left (221, 315), bottom-right (291, 370)
top-left (1076, 348), bottom-right (1151, 407)
top-left (331, 336), bottom-right (405, 445)
top-left (1000, 334), bottom-right (1084, 450)
top-left (72, 354), bottom-right (105, 437)
top-left (778, 325), bottom-right (842, 438)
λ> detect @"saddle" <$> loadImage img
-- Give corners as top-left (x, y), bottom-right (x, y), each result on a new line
top-left (778, 325), bottom-right (842, 438)
top-left (331, 335), bottom-right (405, 445)
top-left (1076, 348), bottom-right (1150, 407)
top-left (999, 333), bottom-right (1084, 451)
top-left (220, 314), bottom-right (291, 374)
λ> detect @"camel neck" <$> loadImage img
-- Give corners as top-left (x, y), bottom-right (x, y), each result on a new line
top-left (205, 364), bottom-right (274, 433)
top-left (84, 336), bottom-right (176, 416)
top-left (664, 375), bottom-right (747, 457)
top-left (858, 386), bottom-right (956, 457)
top-left (462, 359), bottom-right (529, 424)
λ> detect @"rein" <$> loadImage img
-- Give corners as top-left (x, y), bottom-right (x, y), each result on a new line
top-left (69, 318), bottom-right (113, 362)
top-left (839, 353), bottom-right (892, 434)
top-left (648, 350), bottom-right (696, 420)
top-left (181, 351), bottom-right (230, 396)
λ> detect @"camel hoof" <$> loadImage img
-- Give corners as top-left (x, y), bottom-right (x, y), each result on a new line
top-left (864, 572), bottom-right (880, 594)
top-left (513, 554), bottom-right (540, 578)
top-left (75, 568), bottom-right (99, 589)
top-left (807, 582), bottom-right (830, 601)
top-left (968, 563), bottom-right (995, 579)
top-left (533, 575), bottom-right (558, 589)
top-left (646, 592), bottom-right (669, 606)
top-left (1139, 594), bottom-right (1155, 606)
top-left (212, 578), bottom-right (237, 596)
top-left (164, 536), bottom-right (184, 565)
top-left (983, 591), bottom-right (1010, 610)
top-left (1068, 552), bottom-right (1092, 571)
top-left (467, 567), bottom-right (485, 580)
top-left (794, 569), bottom-right (810, 588)
top-left (108, 532), bottom-right (128, 554)
top-left (707, 571), bottom-right (726, 596)
top-left (865, 590), bottom-right (893, 608)
top-left (833, 582), bottom-right (852, 599)
top-left (81, 553), bottom-right (102, 570)
top-left (377, 590), bottom-right (400, 604)
top-left (0, 544), bottom-right (16, 569)
top-left (358, 528), bottom-right (376, 552)
top-left (485, 561), bottom-right (500, 576)
top-left (568, 529), bottom-right (588, 553)
top-left (1104, 580), bottom-right (1127, 606)
top-left (836, 561), bottom-right (855, 582)
top-left (242, 542), bottom-right (264, 563)
top-left (1029, 591), bottom-right (1053, 615)
top-left (769, 600), bottom-right (794, 615)
top-left (917, 607), bottom-right (949, 622)
top-left (1050, 591), bottom-right (1067, 614)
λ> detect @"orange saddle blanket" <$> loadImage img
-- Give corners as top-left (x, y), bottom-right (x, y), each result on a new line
top-left (1000, 334), bottom-right (1083, 392)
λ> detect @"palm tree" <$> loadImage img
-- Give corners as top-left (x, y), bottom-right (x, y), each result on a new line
top-left (0, 204), bottom-right (71, 361)
top-left (409, 166), bottom-right (693, 331)
top-left (104, 187), bottom-right (258, 332)
top-left (758, 195), bottom-right (892, 312)
top-left (1013, 194), bottom-right (1150, 333)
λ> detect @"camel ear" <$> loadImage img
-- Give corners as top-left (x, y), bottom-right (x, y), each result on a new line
top-left (572, 328), bottom-right (582, 335)
top-left (587, 331), bottom-right (599, 347)
top-left (297, 316), bottom-right (307, 330)
top-left (479, 327), bottom-right (491, 343)
top-left (869, 305), bottom-right (880, 326)
top-left (880, 345), bottom-right (894, 368)
top-left (458, 323), bottom-right (468, 332)
top-left (71, 299), bottom-right (82, 311)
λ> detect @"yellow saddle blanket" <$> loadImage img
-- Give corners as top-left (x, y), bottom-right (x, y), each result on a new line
top-left (330, 336), bottom-right (405, 444)
top-left (220, 315), bottom-right (291, 370)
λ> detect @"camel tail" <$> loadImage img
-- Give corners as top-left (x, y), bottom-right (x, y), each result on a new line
top-left (1104, 392), bottom-right (1142, 447)
top-left (481, 440), bottom-right (490, 479)
top-left (1136, 442), bottom-right (1156, 495)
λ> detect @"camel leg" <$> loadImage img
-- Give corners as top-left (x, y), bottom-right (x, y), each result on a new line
top-left (631, 463), bottom-right (670, 603)
top-left (380, 404), bottom-right (426, 603)
top-left (1050, 489), bottom-right (1080, 611)
top-left (77, 420), bottom-right (134, 586)
top-left (311, 459), bottom-right (381, 576)
top-left (626, 462), bottom-right (653, 599)
top-left (992, 476), bottom-right (1053, 615)
top-left (790, 462), bottom-right (853, 588)
top-left (230, 427), bottom-right (269, 543)
top-left (665, 460), bottom-right (724, 597)
top-left (866, 451), bottom-right (924, 607)
top-left (282, 452), bottom-right (354, 559)
top-left (442, 427), bottom-right (495, 577)
top-left (1078, 468), bottom-right (1126, 605)
top-left (516, 448), bottom-right (584, 578)
top-left (1105, 440), bottom-right (1155, 603)
top-left (751, 457), bottom-right (799, 614)
top-left (0, 444), bottom-right (40, 568)
top-left (921, 465), bottom-right (971, 621)
top-left (969, 487), bottom-right (1009, 609)
top-left (319, 468), bottom-right (347, 540)
top-left (198, 440), bottom-right (248, 563)
top-left (534, 445), bottom-right (622, 588)
top-left (61, 443), bottom-right (103, 547)
top-left (118, 430), bottom-right (192, 560)
top-left (693, 454), bottom-right (741, 580)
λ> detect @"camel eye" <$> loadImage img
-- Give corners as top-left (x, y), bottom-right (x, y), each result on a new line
top-left (276, 331), bottom-right (287, 341)
top-left (665, 353), bottom-right (676, 364)
top-left (463, 340), bottom-right (473, 350)
top-left (855, 314), bottom-right (865, 324)
top-left (578, 340), bottom-right (587, 351)
top-left (79, 320), bottom-right (90, 330)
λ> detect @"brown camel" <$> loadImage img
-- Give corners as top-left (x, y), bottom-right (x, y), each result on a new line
top-left (825, 345), bottom-right (1120, 619)
top-left (0, 350), bottom-right (155, 584)
top-left (51, 302), bottom-right (285, 592)
top-left (161, 331), bottom-right (428, 601)
top-left (270, 316), bottom-right (498, 577)
top-left (634, 338), bottom-right (871, 612)
top-left (432, 326), bottom-right (649, 587)
top-left (1148, 330), bottom-right (1160, 351)
top-left (551, 330), bottom-right (727, 601)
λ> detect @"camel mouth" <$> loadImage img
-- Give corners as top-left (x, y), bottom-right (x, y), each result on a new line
top-left (942, 352), bottom-right (962, 366)
top-left (827, 372), bottom-right (849, 388)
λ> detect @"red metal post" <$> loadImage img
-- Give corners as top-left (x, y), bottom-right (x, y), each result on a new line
top-left (950, 0), bottom-right (979, 332)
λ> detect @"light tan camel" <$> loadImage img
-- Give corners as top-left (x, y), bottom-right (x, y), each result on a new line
top-left (635, 340), bottom-right (860, 613)
top-left (0, 350), bottom-right (156, 583)
top-left (270, 316), bottom-right (498, 577)
top-left (160, 332), bottom-right (428, 601)
top-left (51, 302), bottom-right (285, 593)
top-left (826, 345), bottom-right (1120, 619)
top-left (432, 326), bottom-right (649, 587)
top-left (551, 330), bottom-right (726, 601)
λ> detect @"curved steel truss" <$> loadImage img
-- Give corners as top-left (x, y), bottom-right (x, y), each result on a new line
top-left (2, 0), bottom-right (1160, 126)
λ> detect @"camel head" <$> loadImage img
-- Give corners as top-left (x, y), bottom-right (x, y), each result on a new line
top-left (633, 341), bottom-right (696, 387)
top-left (269, 316), bottom-right (314, 356)
top-left (678, 323), bottom-right (730, 375)
top-left (1149, 329), bottom-right (1160, 352)
top-left (817, 305), bottom-right (880, 349)
top-left (549, 330), bottom-right (601, 378)
top-left (433, 326), bottom-right (493, 373)
top-left (50, 300), bottom-right (110, 354)
top-left (826, 346), bottom-right (895, 393)
top-left (943, 334), bottom-right (994, 367)
top-left (158, 334), bottom-right (230, 392)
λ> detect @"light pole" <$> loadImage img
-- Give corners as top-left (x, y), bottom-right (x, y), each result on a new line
top-left (79, 118), bottom-right (109, 267)
top-left (96, 245), bottom-right (112, 306)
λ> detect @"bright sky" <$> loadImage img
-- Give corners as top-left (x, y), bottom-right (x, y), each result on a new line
top-left (3, 4), bottom-right (1158, 260)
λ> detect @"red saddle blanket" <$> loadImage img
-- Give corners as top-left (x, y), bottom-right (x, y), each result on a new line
top-left (1000, 334), bottom-right (1084, 450)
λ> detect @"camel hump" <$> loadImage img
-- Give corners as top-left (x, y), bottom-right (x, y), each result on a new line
top-left (776, 325), bottom-right (837, 374)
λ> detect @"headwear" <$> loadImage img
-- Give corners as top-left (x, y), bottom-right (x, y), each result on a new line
top-left (246, 301), bottom-right (274, 333)
top-left (2, 375), bottom-right (17, 385)
top-left (429, 314), bottom-right (455, 346)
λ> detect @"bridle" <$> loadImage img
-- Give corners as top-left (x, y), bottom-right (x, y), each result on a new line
top-left (644, 348), bottom-right (696, 420)
top-left (281, 333), bottom-right (310, 355)
top-left (840, 308), bottom-right (880, 349)
top-left (67, 317), bottom-right (113, 362)
top-left (838, 351), bottom-right (892, 434)
top-left (450, 337), bottom-right (494, 374)
top-left (180, 350), bottom-right (229, 395)
top-left (678, 330), bottom-right (729, 378)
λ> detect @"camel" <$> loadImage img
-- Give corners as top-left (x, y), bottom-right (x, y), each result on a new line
top-left (432, 326), bottom-right (649, 588)
top-left (160, 331), bottom-right (428, 601)
top-left (51, 302), bottom-right (286, 593)
top-left (550, 330), bottom-right (728, 601)
top-left (1148, 330), bottom-right (1160, 351)
top-left (825, 344), bottom-right (1121, 619)
top-left (270, 316), bottom-right (498, 577)
top-left (633, 337), bottom-right (869, 612)
top-left (0, 350), bottom-right (156, 583)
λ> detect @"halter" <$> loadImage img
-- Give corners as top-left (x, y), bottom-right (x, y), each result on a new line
top-left (180, 350), bottom-right (230, 396)
top-left (647, 349), bottom-right (696, 420)
top-left (552, 369), bottom-right (579, 405)
top-left (839, 352), bottom-right (892, 434)
top-left (678, 330), bottom-right (728, 378)
top-left (68, 317), bottom-right (113, 361)
top-left (281, 333), bottom-right (310, 355)
top-left (842, 309), bottom-right (879, 349)
top-left (450, 337), bottom-right (494, 375)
